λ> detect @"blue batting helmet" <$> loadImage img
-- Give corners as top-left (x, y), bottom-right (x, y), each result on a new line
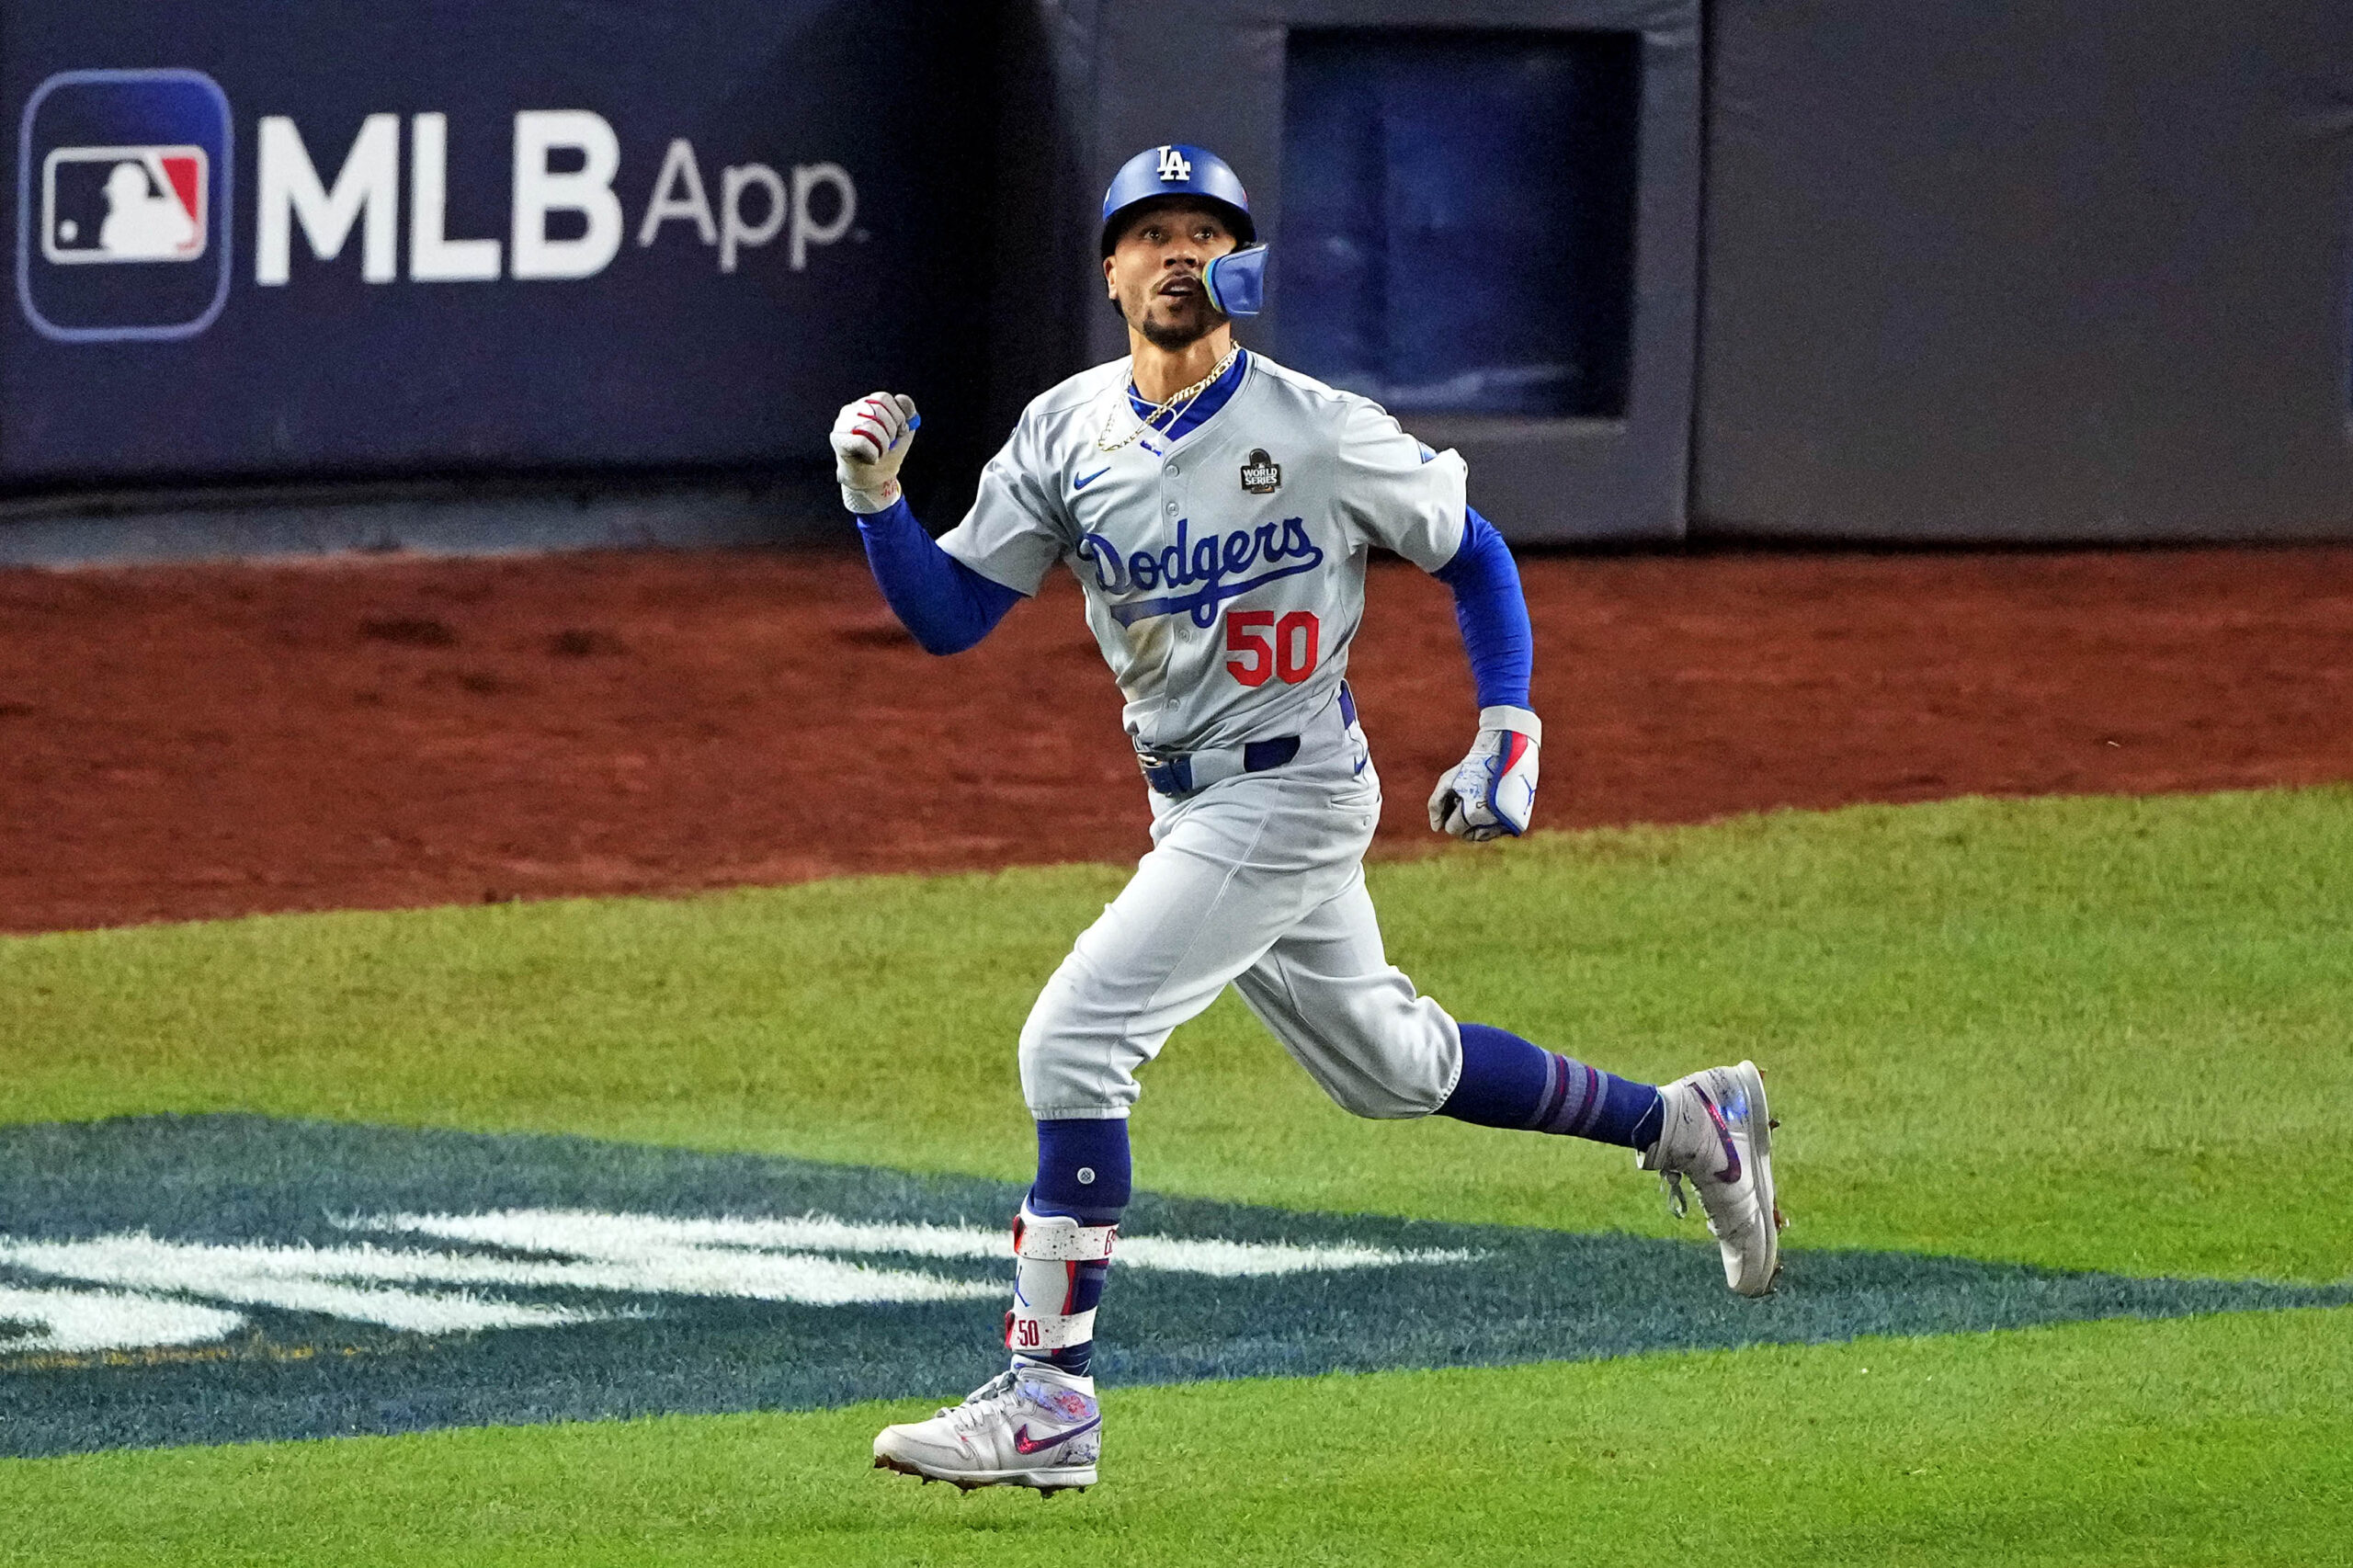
top-left (1099, 143), bottom-right (1256, 256)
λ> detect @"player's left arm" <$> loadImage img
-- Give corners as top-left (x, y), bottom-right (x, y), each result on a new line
top-left (1327, 400), bottom-right (1540, 842)
top-left (1425, 507), bottom-right (1540, 842)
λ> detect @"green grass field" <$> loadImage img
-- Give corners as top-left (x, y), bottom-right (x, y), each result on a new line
top-left (2, 787), bottom-right (2348, 1563)
top-left (7, 1311), bottom-right (2347, 1567)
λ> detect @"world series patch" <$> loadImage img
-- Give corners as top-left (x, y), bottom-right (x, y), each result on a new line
top-left (1240, 449), bottom-right (1281, 494)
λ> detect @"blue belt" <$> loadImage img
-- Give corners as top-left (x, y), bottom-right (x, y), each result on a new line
top-left (1137, 684), bottom-right (1358, 798)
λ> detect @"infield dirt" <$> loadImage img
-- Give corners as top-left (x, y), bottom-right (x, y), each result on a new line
top-left (3, 543), bottom-right (2349, 933)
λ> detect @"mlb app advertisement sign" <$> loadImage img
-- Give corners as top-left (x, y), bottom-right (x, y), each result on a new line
top-left (0, 3), bottom-right (962, 482)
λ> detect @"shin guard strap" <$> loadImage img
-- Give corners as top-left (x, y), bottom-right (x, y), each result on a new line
top-left (1007, 1203), bottom-right (1115, 1354)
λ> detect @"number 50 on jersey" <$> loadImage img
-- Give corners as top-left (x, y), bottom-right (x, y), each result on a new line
top-left (1224, 609), bottom-right (1320, 687)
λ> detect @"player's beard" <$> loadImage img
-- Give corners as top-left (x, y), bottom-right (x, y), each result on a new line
top-left (1140, 316), bottom-right (1216, 351)
top-left (1131, 293), bottom-right (1223, 352)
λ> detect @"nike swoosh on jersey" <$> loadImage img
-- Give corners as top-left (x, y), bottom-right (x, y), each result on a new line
top-left (1073, 468), bottom-right (1111, 491)
top-left (1012, 1415), bottom-right (1102, 1455)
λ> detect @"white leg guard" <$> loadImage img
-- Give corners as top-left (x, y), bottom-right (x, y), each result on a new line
top-left (1006, 1202), bottom-right (1117, 1358)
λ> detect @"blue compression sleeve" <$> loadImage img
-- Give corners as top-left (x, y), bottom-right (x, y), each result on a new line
top-left (855, 497), bottom-right (1023, 655)
top-left (1431, 506), bottom-right (1532, 710)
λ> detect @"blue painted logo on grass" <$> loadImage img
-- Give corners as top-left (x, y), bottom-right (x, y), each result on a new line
top-left (0, 1116), bottom-right (2342, 1457)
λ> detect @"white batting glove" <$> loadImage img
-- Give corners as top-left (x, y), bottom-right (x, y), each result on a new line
top-left (830, 392), bottom-right (920, 513)
top-left (1428, 706), bottom-right (1541, 842)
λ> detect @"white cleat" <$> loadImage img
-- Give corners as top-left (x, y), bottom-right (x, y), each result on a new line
top-left (1637, 1059), bottom-right (1784, 1296)
top-left (872, 1365), bottom-right (1101, 1494)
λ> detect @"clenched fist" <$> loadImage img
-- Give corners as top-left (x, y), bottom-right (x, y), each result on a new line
top-left (831, 392), bottom-right (920, 513)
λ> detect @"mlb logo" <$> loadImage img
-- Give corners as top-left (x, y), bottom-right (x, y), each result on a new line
top-left (17, 69), bottom-right (231, 342)
top-left (42, 145), bottom-right (210, 266)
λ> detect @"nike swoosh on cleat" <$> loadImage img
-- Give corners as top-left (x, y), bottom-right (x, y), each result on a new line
top-left (1012, 1415), bottom-right (1101, 1455)
top-left (1695, 1086), bottom-right (1743, 1185)
top-left (1074, 468), bottom-right (1111, 491)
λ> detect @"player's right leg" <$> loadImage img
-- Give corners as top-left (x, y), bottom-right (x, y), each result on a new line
top-left (871, 1119), bottom-right (1120, 1492)
top-left (874, 768), bottom-right (1361, 1492)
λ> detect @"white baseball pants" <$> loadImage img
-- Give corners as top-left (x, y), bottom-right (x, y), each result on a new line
top-left (1018, 703), bottom-right (1462, 1121)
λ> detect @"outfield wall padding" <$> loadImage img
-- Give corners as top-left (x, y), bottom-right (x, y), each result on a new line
top-left (9, 2), bottom-right (2353, 549)
top-left (1694, 0), bottom-right (2353, 541)
top-left (1024, 0), bottom-right (1704, 544)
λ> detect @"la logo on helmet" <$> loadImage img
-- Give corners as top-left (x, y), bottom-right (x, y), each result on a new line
top-left (1155, 145), bottom-right (1192, 182)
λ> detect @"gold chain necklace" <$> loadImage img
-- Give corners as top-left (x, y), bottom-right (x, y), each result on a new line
top-left (1096, 345), bottom-right (1242, 454)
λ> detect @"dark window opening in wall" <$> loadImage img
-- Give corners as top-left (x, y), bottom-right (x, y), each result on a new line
top-left (1278, 29), bottom-right (1641, 419)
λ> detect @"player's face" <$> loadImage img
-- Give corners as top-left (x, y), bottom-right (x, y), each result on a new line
top-left (1104, 203), bottom-right (1238, 350)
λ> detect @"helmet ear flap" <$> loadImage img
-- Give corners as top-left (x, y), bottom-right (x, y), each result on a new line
top-left (1203, 244), bottom-right (1267, 318)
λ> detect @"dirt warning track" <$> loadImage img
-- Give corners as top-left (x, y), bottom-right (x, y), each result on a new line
top-left (2, 543), bottom-right (2349, 933)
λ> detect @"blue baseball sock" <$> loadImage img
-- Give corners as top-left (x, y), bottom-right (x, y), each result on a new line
top-left (1439, 1024), bottom-right (1665, 1150)
top-left (1019, 1118), bottom-right (1131, 1378)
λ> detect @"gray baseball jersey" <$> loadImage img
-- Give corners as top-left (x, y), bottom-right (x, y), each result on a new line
top-left (938, 353), bottom-right (1469, 756)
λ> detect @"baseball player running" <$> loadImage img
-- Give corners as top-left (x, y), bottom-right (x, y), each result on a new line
top-left (834, 144), bottom-right (1782, 1494)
